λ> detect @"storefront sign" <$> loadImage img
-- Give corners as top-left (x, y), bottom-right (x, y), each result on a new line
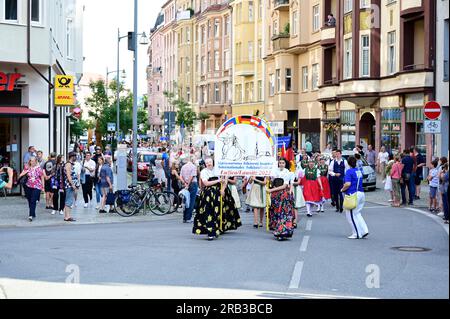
top-left (107, 123), bottom-right (116, 132)
top-left (54, 75), bottom-right (75, 106)
top-left (424, 120), bottom-right (441, 134)
top-left (215, 116), bottom-right (277, 177)
top-left (268, 121), bottom-right (284, 135)
top-left (0, 72), bottom-right (22, 92)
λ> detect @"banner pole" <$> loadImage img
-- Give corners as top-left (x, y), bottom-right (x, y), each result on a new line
top-left (220, 182), bottom-right (224, 233)
top-left (266, 178), bottom-right (270, 232)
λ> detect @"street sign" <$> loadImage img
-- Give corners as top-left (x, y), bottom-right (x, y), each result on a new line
top-left (424, 120), bottom-right (441, 134)
top-left (107, 123), bottom-right (116, 132)
top-left (424, 101), bottom-right (441, 120)
top-left (54, 75), bottom-right (75, 106)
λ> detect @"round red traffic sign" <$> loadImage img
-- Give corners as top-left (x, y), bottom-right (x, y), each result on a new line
top-left (424, 101), bottom-right (441, 120)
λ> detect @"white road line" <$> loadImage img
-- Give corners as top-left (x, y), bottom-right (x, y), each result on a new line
top-left (288, 261), bottom-right (304, 289)
top-left (300, 236), bottom-right (310, 252)
top-left (306, 220), bottom-right (313, 231)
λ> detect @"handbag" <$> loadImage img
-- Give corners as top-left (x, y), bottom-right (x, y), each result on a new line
top-left (18, 173), bottom-right (28, 186)
top-left (106, 191), bottom-right (116, 206)
top-left (343, 172), bottom-right (361, 211)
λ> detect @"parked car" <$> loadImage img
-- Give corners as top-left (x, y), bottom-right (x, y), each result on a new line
top-left (342, 151), bottom-right (377, 192)
top-left (133, 152), bottom-right (158, 181)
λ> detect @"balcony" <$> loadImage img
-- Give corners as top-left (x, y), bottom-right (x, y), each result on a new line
top-left (320, 26), bottom-right (336, 47)
top-left (176, 9), bottom-right (194, 21)
top-left (400, 0), bottom-right (423, 17)
top-left (272, 34), bottom-right (290, 51)
top-left (274, 0), bottom-right (290, 11)
top-left (202, 104), bottom-right (232, 116)
top-left (235, 61), bottom-right (255, 77)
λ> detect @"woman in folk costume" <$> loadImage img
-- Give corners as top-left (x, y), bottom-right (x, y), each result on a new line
top-left (292, 165), bottom-right (305, 228)
top-left (193, 158), bottom-right (241, 241)
top-left (227, 176), bottom-right (241, 210)
top-left (301, 159), bottom-right (324, 217)
top-left (246, 176), bottom-right (268, 228)
top-left (317, 157), bottom-right (332, 212)
top-left (268, 158), bottom-right (295, 241)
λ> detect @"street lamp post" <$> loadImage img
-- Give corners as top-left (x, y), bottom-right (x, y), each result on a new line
top-left (117, 29), bottom-right (129, 142)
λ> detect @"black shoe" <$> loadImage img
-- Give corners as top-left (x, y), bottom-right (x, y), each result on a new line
top-left (408, 202), bottom-right (414, 206)
top-left (340, 209), bottom-right (344, 213)
top-left (331, 202), bottom-right (336, 207)
top-left (253, 224), bottom-right (258, 228)
top-left (99, 210), bottom-right (107, 214)
top-left (207, 236), bottom-right (215, 241)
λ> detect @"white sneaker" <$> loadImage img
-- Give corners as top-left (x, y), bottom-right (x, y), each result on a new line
top-left (95, 205), bottom-right (100, 210)
top-left (59, 211), bottom-right (64, 215)
top-left (51, 210), bottom-right (57, 215)
top-left (347, 234), bottom-right (359, 239)
top-left (84, 203), bottom-right (88, 208)
top-left (388, 199), bottom-right (394, 202)
top-left (437, 212), bottom-right (444, 217)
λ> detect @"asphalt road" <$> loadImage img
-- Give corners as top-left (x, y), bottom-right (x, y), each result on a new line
top-left (0, 202), bottom-right (448, 299)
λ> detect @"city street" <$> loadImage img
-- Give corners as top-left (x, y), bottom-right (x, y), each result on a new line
top-left (0, 200), bottom-right (448, 299)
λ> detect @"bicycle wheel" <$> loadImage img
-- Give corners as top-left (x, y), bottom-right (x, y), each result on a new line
top-left (163, 191), bottom-right (179, 213)
top-left (116, 192), bottom-right (141, 217)
top-left (148, 192), bottom-right (171, 215)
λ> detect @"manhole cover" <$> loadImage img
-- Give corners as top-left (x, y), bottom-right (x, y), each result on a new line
top-left (391, 246), bottom-right (431, 252)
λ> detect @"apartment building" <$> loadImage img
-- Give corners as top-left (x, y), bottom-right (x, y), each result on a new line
top-left (231, 0), bottom-right (265, 118)
top-left (318, 0), bottom-right (436, 161)
top-left (263, 0), bottom-right (323, 151)
top-left (0, 0), bottom-right (84, 194)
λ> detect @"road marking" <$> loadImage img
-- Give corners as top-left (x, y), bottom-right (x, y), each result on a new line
top-left (306, 220), bottom-right (313, 231)
top-left (288, 261), bottom-right (304, 289)
top-left (300, 236), bottom-right (310, 252)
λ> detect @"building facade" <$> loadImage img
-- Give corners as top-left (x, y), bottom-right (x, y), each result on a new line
top-left (263, 0), bottom-right (323, 151)
top-left (318, 0), bottom-right (435, 162)
top-left (0, 0), bottom-right (83, 193)
top-left (230, 0), bottom-right (265, 119)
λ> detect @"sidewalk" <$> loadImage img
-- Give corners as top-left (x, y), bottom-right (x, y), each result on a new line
top-left (0, 194), bottom-right (179, 228)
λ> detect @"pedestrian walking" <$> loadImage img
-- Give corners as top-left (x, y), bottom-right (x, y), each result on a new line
top-left (94, 156), bottom-right (104, 210)
top-left (384, 155), bottom-right (394, 203)
top-left (99, 156), bottom-right (114, 214)
top-left (317, 157), bottom-right (331, 212)
top-left (377, 146), bottom-right (389, 180)
top-left (246, 176), bottom-right (267, 228)
top-left (170, 161), bottom-right (182, 206)
top-left (268, 158), bottom-right (295, 241)
top-left (292, 168), bottom-right (305, 228)
top-left (329, 150), bottom-right (348, 213)
top-left (366, 145), bottom-right (376, 170)
top-left (180, 156), bottom-right (199, 223)
top-left (413, 147), bottom-right (426, 199)
top-left (63, 152), bottom-right (79, 222)
top-left (302, 159), bottom-right (324, 217)
top-left (341, 156), bottom-right (369, 239)
top-left (19, 156), bottom-right (45, 222)
top-left (81, 152), bottom-right (96, 208)
top-left (390, 155), bottom-right (403, 207)
top-left (43, 152), bottom-right (57, 210)
top-left (51, 155), bottom-right (66, 215)
top-left (400, 149), bottom-right (415, 206)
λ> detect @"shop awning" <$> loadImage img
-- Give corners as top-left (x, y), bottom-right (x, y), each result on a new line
top-left (0, 106), bottom-right (49, 118)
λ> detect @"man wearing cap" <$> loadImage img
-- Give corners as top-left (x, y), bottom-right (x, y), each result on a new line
top-left (43, 152), bottom-right (57, 209)
top-left (92, 146), bottom-right (103, 164)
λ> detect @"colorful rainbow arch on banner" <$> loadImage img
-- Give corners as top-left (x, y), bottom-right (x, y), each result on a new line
top-left (217, 115), bottom-right (275, 147)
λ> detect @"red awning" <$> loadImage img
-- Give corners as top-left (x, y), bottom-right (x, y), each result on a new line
top-left (0, 106), bottom-right (49, 118)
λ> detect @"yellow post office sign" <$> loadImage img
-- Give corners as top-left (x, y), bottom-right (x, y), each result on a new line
top-left (54, 75), bottom-right (75, 106)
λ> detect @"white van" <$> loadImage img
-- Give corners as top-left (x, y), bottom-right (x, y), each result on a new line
top-left (193, 134), bottom-right (215, 155)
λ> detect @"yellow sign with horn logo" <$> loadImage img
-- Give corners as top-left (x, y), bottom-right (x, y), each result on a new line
top-left (54, 75), bottom-right (75, 106)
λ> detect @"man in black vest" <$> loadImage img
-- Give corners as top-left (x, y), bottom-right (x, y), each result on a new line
top-left (328, 150), bottom-right (348, 213)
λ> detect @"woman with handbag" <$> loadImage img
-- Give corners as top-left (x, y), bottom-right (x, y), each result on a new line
top-left (51, 155), bottom-right (66, 215)
top-left (268, 158), bottom-right (295, 241)
top-left (341, 156), bottom-right (369, 239)
top-left (19, 156), bottom-right (45, 222)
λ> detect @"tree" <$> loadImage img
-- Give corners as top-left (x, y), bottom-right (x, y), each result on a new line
top-left (70, 119), bottom-right (88, 139)
top-left (197, 112), bottom-right (210, 134)
top-left (85, 80), bottom-right (109, 146)
top-left (163, 91), bottom-right (197, 130)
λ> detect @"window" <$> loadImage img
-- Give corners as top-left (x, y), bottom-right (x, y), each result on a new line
top-left (273, 20), bottom-right (278, 35)
top-left (186, 27), bottom-right (190, 43)
top-left (214, 19), bottom-right (220, 38)
top-left (360, 35), bottom-right (370, 77)
top-left (214, 84), bottom-right (220, 103)
top-left (285, 68), bottom-right (292, 92)
top-left (344, 0), bottom-right (353, 13)
top-left (249, 1), bottom-right (254, 22)
top-left (224, 50), bottom-right (231, 70)
top-left (312, 64), bottom-right (319, 89)
top-left (258, 40), bottom-right (262, 59)
top-left (258, 80), bottom-right (263, 101)
top-left (201, 56), bottom-right (206, 74)
top-left (360, 0), bottom-right (370, 9)
top-left (31, 0), bottom-right (41, 23)
top-left (207, 52), bottom-right (211, 72)
top-left (201, 26), bottom-right (206, 44)
top-left (292, 11), bottom-right (298, 36)
top-left (269, 74), bottom-right (275, 96)
top-left (225, 15), bottom-right (231, 35)
top-left (214, 51), bottom-right (220, 71)
top-left (302, 66), bottom-right (309, 91)
top-left (157, 104), bottom-right (160, 116)
top-left (186, 57), bottom-right (190, 73)
top-left (443, 19), bottom-right (449, 81)
top-left (235, 84), bottom-right (242, 103)
top-left (344, 38), bottom-right (352, 79)
top-left (66, 18), bottom-right (73, 59)
top-left (224, 82), bottom-right (229, 103)
top-left (276, 69), bottom-right (281, 92)
top-left (4, 0), bottom-right (18, 21)
top-left (236, 42), bottom-right (242, 63)
top-left (248, 41), bottom-right (254, 62)
top-left (236, 3), bottom-right (242, 24)
top-left (186, 87), bottom-right (191, 101)
top-left (202, 86), bottom-right (207, 105)
top-left (313, 5), bottom-right (320, 32)
top-left (258, 0), bottom-right (263, 19)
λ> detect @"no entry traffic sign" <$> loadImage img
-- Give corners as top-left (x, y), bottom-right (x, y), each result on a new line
top-left (424, 101), bottom-right (441, 120)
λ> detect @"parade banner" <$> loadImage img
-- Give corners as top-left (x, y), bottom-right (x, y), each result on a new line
top-left (215, 115), bottom-right (278, 177)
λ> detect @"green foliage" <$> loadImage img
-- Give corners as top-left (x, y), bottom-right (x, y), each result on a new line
top-left (197, 112), bottom-right (210, 121)
top-left (70, 119), bottom-right (88, 138)
top-left (164, 91), bottom-right (197, 131)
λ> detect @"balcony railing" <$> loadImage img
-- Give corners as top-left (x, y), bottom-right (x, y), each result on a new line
top-left (320, 25), bottom-right (336, 46)
top-left (403, 64), bottom-right (425, 71)
top-left (274, 0), bottom-right (289, 11)
top-left (272, 34), bottom-right (290, 51)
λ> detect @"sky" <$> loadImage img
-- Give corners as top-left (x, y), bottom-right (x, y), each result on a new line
top-left (82, 0), bottom-right (162, 96)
